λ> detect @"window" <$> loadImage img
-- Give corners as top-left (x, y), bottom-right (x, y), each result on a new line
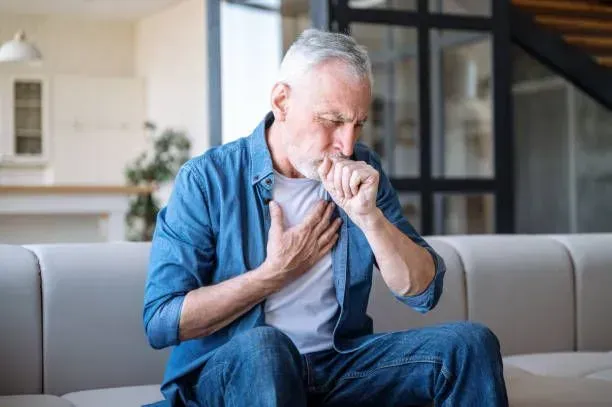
top-left (350, 23), bottom-right (419, 178)
top-left (429, 0), bottom-right (490, 16)
top-left (433, 31), bottom-right (493, 178)
top-left (435, 193), bottom-right (495, 234)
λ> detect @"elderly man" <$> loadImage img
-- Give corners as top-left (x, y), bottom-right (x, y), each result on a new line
top-left (143, 28), bottom-right (508, 407)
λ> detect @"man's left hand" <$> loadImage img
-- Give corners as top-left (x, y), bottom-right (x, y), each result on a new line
top-left (318, 156), bottom-right (381, 230)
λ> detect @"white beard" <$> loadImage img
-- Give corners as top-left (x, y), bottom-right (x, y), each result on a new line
top-left (293, 159), bottom-right (321, 181)
top-left (287, 144), bottom-right (348, 181)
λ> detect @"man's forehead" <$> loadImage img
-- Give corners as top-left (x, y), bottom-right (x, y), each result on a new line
top-left (316, 107), bottom-right (368, 122)
top-left (297, 67), bottom-right (371, 121)
top-left (309, 87), bottom-right (370, 120)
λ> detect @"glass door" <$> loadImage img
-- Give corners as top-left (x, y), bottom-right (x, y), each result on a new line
top-left (328, 0), bottom-right (514, 235)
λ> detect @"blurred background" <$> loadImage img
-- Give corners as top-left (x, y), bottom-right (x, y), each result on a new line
top-left (0, 0), bottom-right (611, 244)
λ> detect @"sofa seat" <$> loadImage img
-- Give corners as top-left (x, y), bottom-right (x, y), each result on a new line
top-left (61, 385), bottom-right (162, 407)
top-left (55, 359), bottom-right (612, 407)
top-left (4, 359), bottom-right (610, 407)
top-left (504, 351), bottom-right (612, 380)
top-left (0, 394), bottom-right (74, 407)
top-left (504, 352), bottom-right (612, 407)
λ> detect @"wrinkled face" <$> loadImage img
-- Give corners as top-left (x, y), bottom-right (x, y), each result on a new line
top-left (280, 60), bottom-right (371, 180)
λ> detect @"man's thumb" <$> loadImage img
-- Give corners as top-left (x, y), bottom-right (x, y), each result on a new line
top-left (269, 201), bottom-right (285, 231)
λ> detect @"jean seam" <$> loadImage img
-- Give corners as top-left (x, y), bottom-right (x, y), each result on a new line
top-left (303, 354), bottom-right (313, 389)
top-left (222, 363), bottom-right (236, 407)
top-left (191, 362), bottom-right (229, 405)
top-left (320, 357), bottom-right (454, 405)
top-left (337, 356), bottom-right (453, 382)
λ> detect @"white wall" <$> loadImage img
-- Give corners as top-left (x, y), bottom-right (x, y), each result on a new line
top-left (50, 75), bottom-right (146, 184)
top-left (136, 0), bottom-right (208, 157)
top-left (220, 3), bottom-right (282, 144)
top-left (0, 0), bottom-right (209, 186)
top-left (0, 14), bottom-right (135, 77)
top-left (0, 1), bottom-right (279, 188)
top-left (0, 13), bottom-right (147, 185)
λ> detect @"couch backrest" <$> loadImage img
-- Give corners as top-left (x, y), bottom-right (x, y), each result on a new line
top-left (551, 234), bottom-right (612, 351)
top-left (0, 245), bottom-right (43, 396)
top-left (1, 234), bottom-right (610, 396)
top-left (26, 242), bottom-right (169, 396)
top-left (436, 235), bottom-right (576, 356)
top-left (368, 234), bottom-right (612, 357)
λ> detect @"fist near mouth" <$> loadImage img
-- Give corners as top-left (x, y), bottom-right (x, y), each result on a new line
top-left (317, 156), bottom-right (381, 230)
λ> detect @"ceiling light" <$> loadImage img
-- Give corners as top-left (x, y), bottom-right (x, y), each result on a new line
top-left (0, 31), bottom-right (43, 63)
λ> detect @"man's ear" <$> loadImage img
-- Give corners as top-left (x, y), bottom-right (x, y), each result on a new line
top-left (270, 82), bottom-right (290, 122)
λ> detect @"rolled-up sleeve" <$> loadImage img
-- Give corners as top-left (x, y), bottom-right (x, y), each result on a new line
top-left (368, 150), bottom-right (446, 314)
top-left (143, 163), bottom-right (216, 349)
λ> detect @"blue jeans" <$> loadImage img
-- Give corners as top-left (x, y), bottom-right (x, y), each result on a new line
top-left (190, 323), bottom-right (509, 406)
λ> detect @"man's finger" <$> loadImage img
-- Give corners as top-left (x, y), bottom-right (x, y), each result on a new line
top-left (326, 158), bottom-right (336, 184)
top-left (318, 232), bottom-right (339, 256)
top-left (342, 165), bottom-right (353, 199)
top-left (318, 217), bottom-right (342, 245)
top-left (313, 201), bottom-right (335, 236)
top-left (303, 200), bottom-right (328, 228)
top-left (318, 156), bottom-right (333, 181)
top-left (349, 169), bottom-right (361, 196)
top-left (269, 201), bottom-right (285, 233)
top-left (333, 161), bottom-right (344, 198)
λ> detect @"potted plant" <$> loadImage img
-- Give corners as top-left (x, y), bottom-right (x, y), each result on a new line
top-left (125, 122), bottom-right (191, 241)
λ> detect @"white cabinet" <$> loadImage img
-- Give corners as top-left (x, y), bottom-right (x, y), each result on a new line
top-left (0, 75), bottom-right (50, 162)
top-left (0, 75), bottom-right (51, 184)
top-left (14, 80), bottom-right (44, 155)
top-left (0, 74), bottom-right (146, 185)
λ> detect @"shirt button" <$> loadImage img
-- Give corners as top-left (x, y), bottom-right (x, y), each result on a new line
top-left (265, 179), bottom-right (272, 185)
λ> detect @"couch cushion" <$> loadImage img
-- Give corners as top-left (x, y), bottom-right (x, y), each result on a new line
top-left (26, 243), bottom-right (170, 396)
top-left (587, 369), bottom-right (612, 381)
top-left (504, 352), bottom-right (612, 380)
top-left (61, 385), bottom-right (162, 407)
top-left (438, 236), bottom-right (575, 356)
top-left (506, 374), bottom-right (612, 407)
top-left (504, 364), bottom-right (534, 378)
top-left (551, 234), bottom-right (612, 351)
top-left (0, 395), bottom-right (74, 407)
top-left (0, 245), bottom-right (43, 395)
top-left (368, 238), bottom-right (467, 332)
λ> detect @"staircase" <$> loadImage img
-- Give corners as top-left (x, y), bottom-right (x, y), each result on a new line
top-left (513, 0), bottom-right (612, 67)
top-left (510, 0), bottom-right (612, 108)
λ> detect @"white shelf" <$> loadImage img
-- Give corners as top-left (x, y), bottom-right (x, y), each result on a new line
top-left (15, 101), bottom-right (42, 109)
top-left (0, 154), bottom-right (48, 168)
top-left (16, 129), bottom-right (42, 137)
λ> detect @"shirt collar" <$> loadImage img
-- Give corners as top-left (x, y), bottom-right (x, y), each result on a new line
top-left (248, 111), bottom-right (275, 186)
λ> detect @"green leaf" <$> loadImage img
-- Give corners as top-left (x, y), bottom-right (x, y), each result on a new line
top-left (124, 126), bottom-right (191, 241)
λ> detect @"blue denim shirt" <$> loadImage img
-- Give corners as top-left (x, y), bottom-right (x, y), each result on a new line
top-left (143, 113), bottom-right (446, 406)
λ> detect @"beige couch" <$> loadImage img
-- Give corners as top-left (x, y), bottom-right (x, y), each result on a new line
top-left (1, 234), bottom-right (611, 407)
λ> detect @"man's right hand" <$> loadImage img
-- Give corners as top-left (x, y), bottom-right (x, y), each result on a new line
top-left (262, 200), bottom-right (341, 291)
top-left (177, 199), bottom-right (341, 341)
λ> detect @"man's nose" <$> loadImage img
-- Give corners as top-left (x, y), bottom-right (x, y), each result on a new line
top-left (335, 124), bottom-right (358, 158)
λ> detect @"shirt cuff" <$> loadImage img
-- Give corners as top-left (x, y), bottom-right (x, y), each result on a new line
top-left (146, 295), bottom-right (186, 349)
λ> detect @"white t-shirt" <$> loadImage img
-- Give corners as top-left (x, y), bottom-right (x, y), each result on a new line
top-left (264, 170), bottom-right (339, 354)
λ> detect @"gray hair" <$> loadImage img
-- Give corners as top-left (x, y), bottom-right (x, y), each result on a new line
top-left (278, 28), bottom-right (372, 87)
